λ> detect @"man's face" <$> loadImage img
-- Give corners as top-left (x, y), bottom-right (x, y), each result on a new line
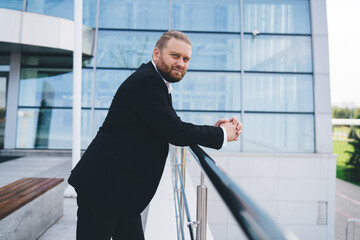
top-left (152, 38), bottom-right (192, 83)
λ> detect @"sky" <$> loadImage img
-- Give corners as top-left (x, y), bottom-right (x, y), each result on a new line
top-left (326, 0), bottom-right (360, 107)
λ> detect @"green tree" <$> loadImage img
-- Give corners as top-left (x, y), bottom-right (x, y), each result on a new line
top-left (332, 107), bottom-right (351, 118)
top-left (346, 133), bottom-right (360, 182)
top-left (353, 107), bottom-right (360, 119)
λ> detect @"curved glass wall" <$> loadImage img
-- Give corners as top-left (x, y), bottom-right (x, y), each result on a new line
top-left (26, 0), bottom-right (74, 20)
top-left (0, 1), bottom-right (23, 10)
top-left (15, 0), bottom-right (315, 153)
top-left (1, 0), bottom-right (97, 27)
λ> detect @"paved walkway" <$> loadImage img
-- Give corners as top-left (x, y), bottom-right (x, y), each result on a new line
top-left (335, 179), bottom-right (360, 240)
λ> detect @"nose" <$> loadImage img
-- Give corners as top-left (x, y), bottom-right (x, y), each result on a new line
top-left (175, 58), bottom-right (185, 68)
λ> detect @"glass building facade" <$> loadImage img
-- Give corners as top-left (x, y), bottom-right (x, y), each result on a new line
top-left (2, 0), bottom-right (314, 152)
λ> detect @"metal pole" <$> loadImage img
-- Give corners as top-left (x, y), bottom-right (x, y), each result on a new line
top-left (72, 0), bottom-right (83, 167)
top-left (173, 146), bottom-right (183, 240)
top-left (196, 171), bottom-right (207, 240)
top-left (180, 147), bottom-right (186, 231)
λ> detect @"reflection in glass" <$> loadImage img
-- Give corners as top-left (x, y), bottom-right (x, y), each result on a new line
top-left (177, 111), bottom-right (241, 152)
top-left (172, 72), bottom-right (241, 111)
top-left (244, 0), bottom-right (311, 34)
top-left (16, 108), bottom-right (92, 149)
top-left (244, 73), bottom-right (313, 112)
top-left (172, 0), bottom-right (240, 32)
top-left (188, 33), bottom-right (241, 71)
top-left (96, 31), bottom-right (159, 68)
top-left (26, 0), bottom-right (74, 20)
top-left (0, 0), bottom-right (23, 10)
top-left (243, 35), bottom-right (312, 72)
top-left (243, 113), bottom-right (314, 152)
top-left (19, 68), bottom-right (92, 108)
top-left (99, 0), bottom-right (168, 29)
top-left (95, 69), bottom-right (133, 108)
top-left (19, 68), bottom-right (72, 107)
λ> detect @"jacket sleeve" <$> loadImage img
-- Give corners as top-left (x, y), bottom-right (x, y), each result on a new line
top-left (130, 75), bottom-right (224, 149)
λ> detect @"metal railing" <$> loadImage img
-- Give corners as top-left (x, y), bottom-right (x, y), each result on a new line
top-left (171, 145), bottom-right (299, 240)
top-left (346, 218), bottom-right (360, 240)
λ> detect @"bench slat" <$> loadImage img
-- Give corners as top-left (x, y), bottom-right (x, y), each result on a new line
top-left (0, 178), bottom-right (56, 208)
top-left (0, 178), bottom-right (64, 219)
top-left (0, 178), bottom-right (44, 201)
top-left (0, 178), bottom-right (40, 196)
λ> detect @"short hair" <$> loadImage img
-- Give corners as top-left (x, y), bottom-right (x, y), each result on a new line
top-left (155, 31), bottom-right (192, 51)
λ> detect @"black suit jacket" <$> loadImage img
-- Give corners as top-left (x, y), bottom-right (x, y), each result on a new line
top-left (68, 61), bottom-right (223, 215)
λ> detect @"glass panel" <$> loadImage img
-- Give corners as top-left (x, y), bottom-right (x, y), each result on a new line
top-left (22, 55), bottom-right (91, 68)
top-left (243, 35), bottom-right (312, 72)
top-left (243, 113), bottom-right (314, 152)
top-left (96, 30), bottom-right (159, 68)
top-left (19, 68), bottom-right (92, 107)
top-left (82, 69), bottom-right (93, 108)
top-left (188, 33), bottom-right (241, 71)
top-left (95, 69), bottom-right (133, 108)
top-left (22, 55), bottom-right (73, 68)
top-left (93, 109), bottom-right (108, 135)
top-left (176, 111), bottom-right (241, 152)
top-left (172, 0), bottom-right (240, 32)
top-left (0, 76), bottom-right (6, 149)
top-left (244, 73), bottom-right (313, 112)
top-left (244, 0), bottom-right (311, 34)
top-left (172, 72), bottom-right (241, 111)
top-left (26, 0), bottom-right (74, 20)
top-left (16, 108), bottom-right (91, 149)
top-left (83, 0), bottom-right (97, 27)
top-left (0, 1), bottom-right (23, 10)
top-left (99, 0), bottom-right (168, 29)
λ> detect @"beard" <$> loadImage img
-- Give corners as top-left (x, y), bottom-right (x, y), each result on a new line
top-left (156, 59), bottom-right (187, 83)
top-left (157, 68), bottom-right (185, 83)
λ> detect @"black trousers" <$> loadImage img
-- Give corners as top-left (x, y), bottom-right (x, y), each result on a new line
top-left (76, 196), bottom-right (145, 240)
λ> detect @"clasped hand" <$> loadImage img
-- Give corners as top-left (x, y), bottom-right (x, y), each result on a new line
top-left (214, 117), bottom-right (242, 142)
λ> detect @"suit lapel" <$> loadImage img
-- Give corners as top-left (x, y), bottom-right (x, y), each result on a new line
top-left (168, 93), bottom-right (172, 106)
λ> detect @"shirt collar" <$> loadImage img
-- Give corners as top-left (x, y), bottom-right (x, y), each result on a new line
top-left (151, 60), bottom-right (173, 94)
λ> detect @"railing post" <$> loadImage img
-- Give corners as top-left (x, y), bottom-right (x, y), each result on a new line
top-left (172, 147), bottom-right (182, 240)
top-left (196, 171), bottom-right (207, 240)
top-left (180, 147), bottom-right (186, 232)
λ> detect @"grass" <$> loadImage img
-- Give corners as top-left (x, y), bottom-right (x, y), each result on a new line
top-left (333, 140), bottom-right (360, 185)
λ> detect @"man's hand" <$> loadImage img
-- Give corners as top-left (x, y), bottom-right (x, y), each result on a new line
top-left (215, 117), bottom-right (242, 142)
top-left (214, 119), bottom-right (227, 127)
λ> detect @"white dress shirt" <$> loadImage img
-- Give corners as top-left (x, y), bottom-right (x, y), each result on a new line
top-left (151, 60), bottom-right (227, 148)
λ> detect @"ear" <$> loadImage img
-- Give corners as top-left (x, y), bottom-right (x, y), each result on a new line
top-left (152, 47), bottom-right (160, 62)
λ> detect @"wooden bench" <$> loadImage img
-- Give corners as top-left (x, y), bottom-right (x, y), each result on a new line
top-left (0, 178), bottom-right (65, 240)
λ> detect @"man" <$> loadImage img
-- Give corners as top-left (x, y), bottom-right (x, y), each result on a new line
top-left (68, 30), bottom-right (242, 240)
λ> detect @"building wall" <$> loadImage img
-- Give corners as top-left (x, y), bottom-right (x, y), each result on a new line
top-left (2, 0), bottom-right (319, 154)
top-left (187, 151), bottom-right (336, 240)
